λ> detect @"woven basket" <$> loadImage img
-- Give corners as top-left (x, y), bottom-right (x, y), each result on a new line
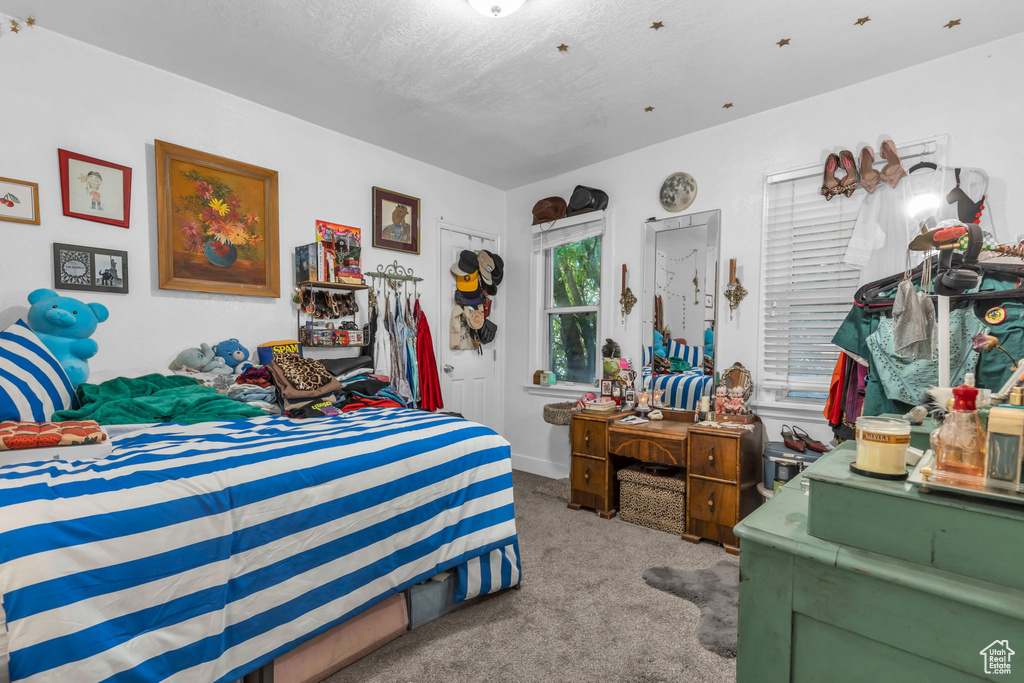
top-left (617, 465), bottom-right (686, 535)
top-left (543, 401), bottom-right (576, 426)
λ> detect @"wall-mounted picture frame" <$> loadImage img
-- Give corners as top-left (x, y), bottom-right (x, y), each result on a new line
top-left (0, 176), bottom-right (40, 225)
top-left (155, 140), bottom-right (280, 298)
top-left (53, 242), bottom-right (129, 294)
top-left (372, 186), bottom-right (420, 255)
top-left (705, 292), bottom-right (714, 309)
top-left (58, 149), bottom-right (132, 228)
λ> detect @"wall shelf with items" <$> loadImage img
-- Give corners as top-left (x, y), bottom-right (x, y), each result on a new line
top-left (295, 281), bottom-right (366, 348)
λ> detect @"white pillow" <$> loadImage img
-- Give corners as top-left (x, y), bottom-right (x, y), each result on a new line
top-left (0, 321), bottom-right (77, 422)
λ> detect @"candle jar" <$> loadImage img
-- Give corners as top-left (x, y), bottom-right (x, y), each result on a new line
top-left (851, 417), bottom-right (911, 480)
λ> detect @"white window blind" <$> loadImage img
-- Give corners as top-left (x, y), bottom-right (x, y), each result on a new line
top-left (760, 140), bottom-right (939, 399)
top-left (532, 217), bottom-right (605, 252)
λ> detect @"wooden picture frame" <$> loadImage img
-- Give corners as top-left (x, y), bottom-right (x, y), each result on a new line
top-left (155, 140), bottom-right (280, 297)
top-left (58, 149), bottom-right (132, 228)
top-left (372, 186), bottom-right (420, 255)
top-left (53, 242), bottom-right (129, 294)
top-left (0, 176), bottom-right (40, 225)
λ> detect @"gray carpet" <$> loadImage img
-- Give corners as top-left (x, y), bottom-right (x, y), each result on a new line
top-left (643, 560), bottom-right (740, 658)
top-left (324, 470), bottom-right (736, 683)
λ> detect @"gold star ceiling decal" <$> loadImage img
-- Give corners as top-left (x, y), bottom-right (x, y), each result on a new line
top-left (776, 38), bottom-right (791, 47)
top-left (26, 16), bottom-right (35, 27)
top-left (722, 103), bottom-right (734, 109)
top-left (855, 16), bottom-right (870, 26)
top-left (944, 19), bottom-right (962, 29)
top-left (644, 106), bottom-right (654, 112)
top-left (9, 20), bottom-right (19, 34)
top-left (556, 43), bottom-right (569, 52)
top-left (651, 22), bottom-right (664, 30)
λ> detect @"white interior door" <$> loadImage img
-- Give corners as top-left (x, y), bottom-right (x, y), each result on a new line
top-left (439, 223), bottom-right (501, 431)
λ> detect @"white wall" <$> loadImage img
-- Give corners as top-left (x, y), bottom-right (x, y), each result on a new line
top-left (655, 225), bottom-right (709, 347)
top-left (505, 32), bottom-right (1024, 478)
top-left (1, 27), bottom-right (505, 386)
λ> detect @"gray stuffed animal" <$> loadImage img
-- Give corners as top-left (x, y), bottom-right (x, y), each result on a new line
top-left (169, 343), bottom-right (234, 375)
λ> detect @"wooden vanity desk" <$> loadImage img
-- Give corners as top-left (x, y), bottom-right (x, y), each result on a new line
top-left (568, 409), bottom-right (762, 554)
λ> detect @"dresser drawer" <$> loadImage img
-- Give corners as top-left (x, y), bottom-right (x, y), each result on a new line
top-left (689, 432), bottom-right (739, 481)
top-left (609, 431), bottom-right (686, 467)
top-left (571, 455), bottom-right (608, 497)
top-left (687, 477), bottom-right (738, 526)
top-left (571, 419), bottom-right (607, 459)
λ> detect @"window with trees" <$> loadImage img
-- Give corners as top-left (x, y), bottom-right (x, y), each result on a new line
top-left (545, 234), bottom-right (601, 383)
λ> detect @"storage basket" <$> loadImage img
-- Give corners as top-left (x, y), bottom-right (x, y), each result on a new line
top-left (617, 465), bottom-right (686, 535)
top-left (543, 401), bottom-right (576, 426)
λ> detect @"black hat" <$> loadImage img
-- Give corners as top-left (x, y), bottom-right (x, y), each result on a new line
top-left (455, 287), bottom-right (485, 307)
top-left (450, 250), bottom-right (479, 277)
top-left (565, 185), bottom-right (609, 216)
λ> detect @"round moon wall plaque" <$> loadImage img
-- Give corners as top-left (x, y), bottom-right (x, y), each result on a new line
top-left (660, 172), bottom-right (697, 212)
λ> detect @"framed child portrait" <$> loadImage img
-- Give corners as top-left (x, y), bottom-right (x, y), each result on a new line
top-left (372, 186), bottom-right (420, 255)
top-left (58, 149), bottom-right (132, 228)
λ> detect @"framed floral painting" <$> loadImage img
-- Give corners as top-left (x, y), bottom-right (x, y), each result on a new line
top-left (58, 150), bottom-right (132, 228)
top-left (372, 186), bottom-right (420, 255)
top-left (155, 140), bottom-right (279, 297)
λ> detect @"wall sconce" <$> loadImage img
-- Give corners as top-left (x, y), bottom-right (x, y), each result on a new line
top-left (724, 258), bottom-right (747, 321)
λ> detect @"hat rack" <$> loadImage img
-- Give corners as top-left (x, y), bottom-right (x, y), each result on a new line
top-left (367, 260), bottom-right (424, 294)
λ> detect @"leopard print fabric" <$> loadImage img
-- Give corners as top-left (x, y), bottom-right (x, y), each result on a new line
top-left (275, 354), bottom-right (334, 392)
top-left (618, 465), bottom-right (686, 536)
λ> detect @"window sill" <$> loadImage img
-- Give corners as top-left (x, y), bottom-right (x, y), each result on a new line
top-left (750, 398), bottom-right (826, 422)
top-left (522, 382), bottom-right (597, 399)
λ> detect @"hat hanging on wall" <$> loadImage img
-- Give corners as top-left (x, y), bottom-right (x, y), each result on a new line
top-left (566, 185), bottom-right (609, 217)
top-left (660, 172), bottom-right (698, 212)
top-left (532, 197), bottom-right (567, 224)
top-left (450, 249), bottom-right (479, 277)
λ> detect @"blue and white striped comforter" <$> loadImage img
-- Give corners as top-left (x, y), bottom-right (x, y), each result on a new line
top-left (641, 368), bottom-right (714, 411)
top-left (0, 409), bottom-right (519, 682)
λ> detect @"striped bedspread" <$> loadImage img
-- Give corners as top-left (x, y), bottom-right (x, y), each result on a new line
top-left (0, 409), bottom-right (518, 682)
top-left (641, 367), bottom-right (714, 411)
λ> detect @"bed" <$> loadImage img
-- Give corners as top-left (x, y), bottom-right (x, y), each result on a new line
top-left (0, 408), bottom-right (519, 683)
top-left (641, 342), bottom-right (715, 411)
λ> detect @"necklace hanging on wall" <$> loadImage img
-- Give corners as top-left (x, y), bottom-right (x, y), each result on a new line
top-left (693, 264), bottom-right (700, 305)
top-left (655, 248), bottom-right (698, 302)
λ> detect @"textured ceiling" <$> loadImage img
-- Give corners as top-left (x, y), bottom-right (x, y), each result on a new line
top-left (3, 0), bottom-right (1024, 189)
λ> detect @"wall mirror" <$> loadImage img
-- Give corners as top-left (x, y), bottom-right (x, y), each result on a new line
top-left (640, 209), bottom-right (720, 411)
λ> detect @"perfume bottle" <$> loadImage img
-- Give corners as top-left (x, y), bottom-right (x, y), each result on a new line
top-left (931, 383), bottom-right (987, 480)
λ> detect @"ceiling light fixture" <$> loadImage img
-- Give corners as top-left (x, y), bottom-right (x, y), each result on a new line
top-left (468, 0), bottom-right (526, 18)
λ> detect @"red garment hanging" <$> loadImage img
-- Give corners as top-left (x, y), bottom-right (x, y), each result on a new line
top-left (415, 300), bottom-right (444, 412)
top-left (824, 352), bottom-right (847, 426)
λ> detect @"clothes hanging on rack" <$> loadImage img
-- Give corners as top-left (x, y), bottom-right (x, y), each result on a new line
top-left (388, 298), bottom-right (414, 405)
top-left (415, 300), bottom-right (444, 412)
top-left (404, 298), bottom-right (420, 405)
top-left (362, 288), bottom-right (378, 365)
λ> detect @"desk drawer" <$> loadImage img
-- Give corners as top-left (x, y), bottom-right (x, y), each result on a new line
top-left (689, 433), bottom-right (738, 481)
top-left (571, 419), bottom-right (607, 459)
top-left (571, 455), bottom-right (608, 498)
top-left (687, 477), bottom-right (738, 526)
top-left (609, 431), bottom-right (686, 467)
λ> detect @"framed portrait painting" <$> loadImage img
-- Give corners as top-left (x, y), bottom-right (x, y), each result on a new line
top-left (53, 242), bottom-right (129, 294)
top-left (155, 140), bottom-right (280, 297)
top-left (372, 186), bottom-right (420, 255)
top-left (0, 176), bottom-right (40, 225)
top-left (58, 149), bottom-right (132, 228)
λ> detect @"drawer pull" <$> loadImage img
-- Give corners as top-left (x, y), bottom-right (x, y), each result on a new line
top-left (708, 446), bottom-right (715, 463)
top-left (584, 430), bottom-right (590, 446)
top-left (707, 493), bottom-right (715, 509)
top-left (584, 467), bottom-right (591, 484)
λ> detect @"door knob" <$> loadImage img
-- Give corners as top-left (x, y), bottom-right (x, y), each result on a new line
top-left (443, 364), bottom-right (454, 373)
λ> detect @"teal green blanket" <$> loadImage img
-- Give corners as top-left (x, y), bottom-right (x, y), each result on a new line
top-left (54, 374), bottom-right (266, 425)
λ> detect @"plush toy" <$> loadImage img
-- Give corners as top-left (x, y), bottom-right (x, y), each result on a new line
top-left (169, 343), bottom-right (233, 374)
top-left (212, 338), bottom-right (254, 374)
top-left (653, 330), bottom-right (669, 359)
top-left (25, 288), bottom-right (109, 388)
top-left (714, 386), bottom-right (728, 414)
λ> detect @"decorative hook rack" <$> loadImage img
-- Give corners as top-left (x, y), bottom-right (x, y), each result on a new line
top-left (366, 260), bottom-right (424, 292)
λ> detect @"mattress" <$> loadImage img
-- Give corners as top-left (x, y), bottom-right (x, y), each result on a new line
top-left (0, 409), bottom-right (519, 682)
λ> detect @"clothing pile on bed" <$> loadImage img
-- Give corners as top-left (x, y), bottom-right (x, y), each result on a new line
top-left (267, 354), bottom-right (405, 418)
top-left (223, 365), bottom-right (281, 414)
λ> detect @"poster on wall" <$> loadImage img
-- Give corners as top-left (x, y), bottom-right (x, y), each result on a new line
top-left (0, 176), bottom-right (40, 225)
top-left (58, 149), bottom-right (132, 228)
top-left (316, 221), bottom-right (362, 280)
top-left (372, 186), bottom-right (420, 255)
top-left (52, 242), bottom-right (129, 294)
top-left (155, 140), bottom-right (280, 298)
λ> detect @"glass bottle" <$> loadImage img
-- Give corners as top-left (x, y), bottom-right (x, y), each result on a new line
top-left (931, 383), bottom-right (987, 481)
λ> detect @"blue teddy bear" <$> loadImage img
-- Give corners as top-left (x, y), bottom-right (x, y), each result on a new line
top-left (26, 288), bottom-right (109, 388)
top-left (212, 338), bottom-right (253, 374)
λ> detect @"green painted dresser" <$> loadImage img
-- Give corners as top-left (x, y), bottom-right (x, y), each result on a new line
top-left (735, 441), bottom-right (1024, 682)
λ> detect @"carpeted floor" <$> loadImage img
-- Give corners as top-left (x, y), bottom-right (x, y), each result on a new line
top-left (324, 470), bottom-right (736, 683)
